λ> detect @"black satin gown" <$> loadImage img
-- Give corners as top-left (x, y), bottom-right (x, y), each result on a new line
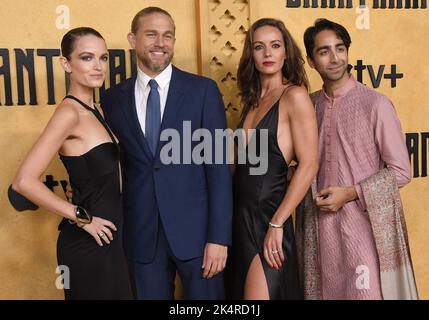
top-left (226, 99), bottom-right (302, 300)
top-left (57, 95), bottom-right (131, 299)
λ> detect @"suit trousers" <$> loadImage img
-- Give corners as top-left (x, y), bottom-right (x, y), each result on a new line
top-left (128, 218), bottom-right (225, 300)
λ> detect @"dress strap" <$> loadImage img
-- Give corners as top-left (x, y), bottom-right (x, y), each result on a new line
top-left (63, 95), bottom-right (117, 144)
top-left (280, 84), bottom-right (294, 99)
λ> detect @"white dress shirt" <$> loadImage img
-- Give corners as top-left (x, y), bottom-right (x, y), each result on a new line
top-left (134, 63), bottom-right (172, 135)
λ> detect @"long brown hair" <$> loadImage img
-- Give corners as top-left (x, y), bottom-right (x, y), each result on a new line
top-left (237, 18), bottom-right (309, 118)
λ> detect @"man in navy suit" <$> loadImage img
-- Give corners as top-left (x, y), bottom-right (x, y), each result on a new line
top-left (102, 7), bottom-right (233, 299)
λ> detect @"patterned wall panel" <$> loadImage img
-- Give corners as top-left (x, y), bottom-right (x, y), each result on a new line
top-left (197, 0), bottom-right (250, 129)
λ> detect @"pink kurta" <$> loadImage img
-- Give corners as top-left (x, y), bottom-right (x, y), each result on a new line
top-left (314, 75), bottom-right (411, 300)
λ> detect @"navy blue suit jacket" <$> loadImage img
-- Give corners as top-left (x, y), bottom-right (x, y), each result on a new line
top-left (102, 66), bottom-right (233, 263)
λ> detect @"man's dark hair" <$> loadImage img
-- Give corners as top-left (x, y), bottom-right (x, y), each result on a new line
top-left (303, 19), bottom-right (351, 59)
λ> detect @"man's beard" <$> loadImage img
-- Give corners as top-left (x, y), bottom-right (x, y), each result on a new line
top-left (139, 52), bottom-right (173, 74)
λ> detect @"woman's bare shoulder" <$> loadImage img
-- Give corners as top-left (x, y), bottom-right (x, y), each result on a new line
top-left (279, 85), bottom-right (312, 112)
top-left (281, 85), bottom-right (309, 100)
top-left (49, 99), bottom-right (80, 126)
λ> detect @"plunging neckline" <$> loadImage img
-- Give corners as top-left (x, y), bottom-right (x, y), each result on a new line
top-left (240, 99), bottom-right (280, 150)
top-left (240, 85), bottom-right (292, 150)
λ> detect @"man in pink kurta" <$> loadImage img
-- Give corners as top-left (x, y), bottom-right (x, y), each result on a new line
top-left (304, 19), bottom-right (411, 299)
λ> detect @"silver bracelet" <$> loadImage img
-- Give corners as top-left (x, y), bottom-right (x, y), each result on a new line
top-left (269, 222), bottom-right (283, 228)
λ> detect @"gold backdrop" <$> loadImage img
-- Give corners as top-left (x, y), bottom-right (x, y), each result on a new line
top-left (0, 0), bottom-right (427, 299)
